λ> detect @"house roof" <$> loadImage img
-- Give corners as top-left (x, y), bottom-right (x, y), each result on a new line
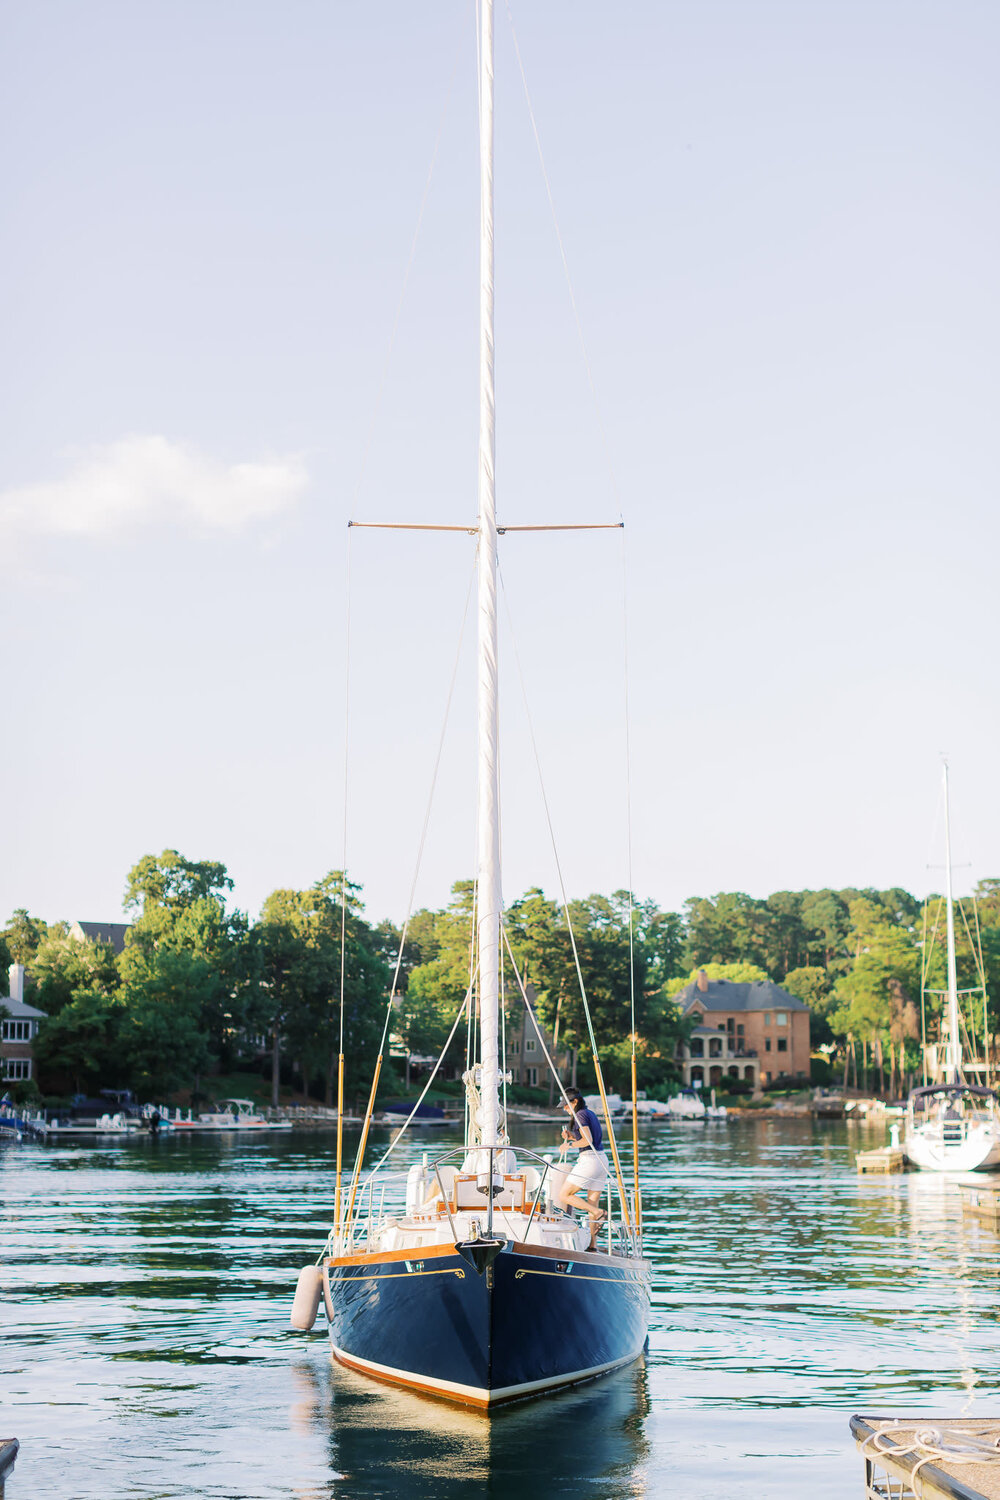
top-left (1, 995), bottom-right (46, 1020)
top-left (69, 921), bottom-right (130, 954)
top-left (675, 977), bottom-right (809, 1014)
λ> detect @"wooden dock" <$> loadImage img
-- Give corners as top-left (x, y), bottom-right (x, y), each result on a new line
top-left (856, 1145), bottom-right (908, 1174)
top-left (961, 1185), bottom-right (1000, 1225)
top-left (0, 1439), bottom-right (19, 1495)
top-left (853, 1415), bottom-right (1000, 1499)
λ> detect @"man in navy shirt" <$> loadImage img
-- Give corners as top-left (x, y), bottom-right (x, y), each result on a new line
top-left (555, 1087), bottom-right (609, 1250)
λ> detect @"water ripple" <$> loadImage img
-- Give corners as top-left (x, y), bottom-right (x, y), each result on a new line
top-left (1, 1118), bottom-right (993, 1496)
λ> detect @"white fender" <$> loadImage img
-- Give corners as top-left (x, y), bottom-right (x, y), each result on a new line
top-left (290, 1265), bottom-right (323, 1331)
top-left (405, 1163), bottom-right (427, 1215)
top-left (542, 1155), bottom-right (571, 1213)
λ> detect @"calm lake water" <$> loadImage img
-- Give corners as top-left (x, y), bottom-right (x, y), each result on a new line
top-left (3, 1116), bottom-right (999, 1498)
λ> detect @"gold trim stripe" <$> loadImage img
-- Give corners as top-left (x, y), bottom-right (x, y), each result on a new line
top-left (514, 1267), bottom-right (643, 1284)
top-left (334, 1267), bottom-right (466, 1283)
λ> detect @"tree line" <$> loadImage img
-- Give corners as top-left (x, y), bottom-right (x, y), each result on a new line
top-left (3, 853), bottom-right (997, 1103)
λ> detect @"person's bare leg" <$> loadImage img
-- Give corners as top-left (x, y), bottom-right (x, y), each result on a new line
top-left (586, 1188), bottom-right (606, 1249)
top-left (556, 1181), bottom-right (594, 1216)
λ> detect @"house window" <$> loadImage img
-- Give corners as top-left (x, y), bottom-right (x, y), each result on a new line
top-left (2, 1020), bottom-right (33, 1042)
top-left (2, 1057), bottom-right (31, 1081)
top-left (709, 1038), bottom-right (722, 1057)
top-left (526, 1067), bottom-right (538, 1087)
top-left (525, 1037), bottom-right (536, 1054)
top-left (765, 1039), bottom-right (771, 1052)
top-left (776, 1012), bottom-right (788, 1026)
top-left (736, 1024), bottom-right (744, 1037)
top-left (777, 1038), bottom-right (788, 1053)
top-left (764, 1013), bottom-right (772, 1025)
top-left (689, 1038), bottom-right (704, 1058)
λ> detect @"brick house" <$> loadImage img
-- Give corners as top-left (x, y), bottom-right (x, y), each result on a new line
top-left (673, 969), bottom-right (811, 1089)
top-left (1, 964), bottom-right (46, 1087)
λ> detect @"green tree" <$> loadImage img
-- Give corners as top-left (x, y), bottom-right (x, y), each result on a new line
top-left (682, 893), bottom-right (771, 971)
top-left (251, 873), bottom-right (388, 1108)
top-left (33, 989), bottom-right (125, 1095)
top-left (402, 882), bottom-right (478, 1065)
top-left (504, 888), bottom-right (685, 1092)
top-left (30, 924), bottom-right (120, 1017)
top-left (120, 850), bottom-right (250, 1082)
top-left (3, 909), bottom-right (47, 967)
top-left (665, 961), bottom-right (771, 996)
top-left (783, 965), bottom-right (835, 1048)
top-left (799, 890), bottom-right (852, 969)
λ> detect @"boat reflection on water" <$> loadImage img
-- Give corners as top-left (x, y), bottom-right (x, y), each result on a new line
top-left (290, 1356), bottom-right (651, 1498)
top-left (905, 1172), bottom-right (989, 1411)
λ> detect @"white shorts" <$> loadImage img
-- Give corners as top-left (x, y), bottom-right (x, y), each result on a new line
top-left (566, 1149), bottom-right (609, 1192)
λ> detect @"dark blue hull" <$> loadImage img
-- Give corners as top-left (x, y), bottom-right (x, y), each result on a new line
top-left (324, 1241), bottom-right (650, 1407)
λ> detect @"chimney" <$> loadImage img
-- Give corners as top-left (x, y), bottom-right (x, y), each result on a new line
top-left (697, 968), bottom-right (708, 993)
top-left (8, 963), bottom-right (25, 1004)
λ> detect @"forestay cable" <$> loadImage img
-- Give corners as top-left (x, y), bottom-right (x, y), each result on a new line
top-left (345, 553), bottom-right (478, 1206)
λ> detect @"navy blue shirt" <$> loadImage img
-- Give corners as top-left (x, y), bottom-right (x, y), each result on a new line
top-left (569, 1105), bottom-right (603, 1152)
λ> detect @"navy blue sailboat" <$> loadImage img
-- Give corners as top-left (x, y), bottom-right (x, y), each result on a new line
top-left (292, 0), bottom-right (651, 1408)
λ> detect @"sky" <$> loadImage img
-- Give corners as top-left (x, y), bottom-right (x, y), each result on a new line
top-left (2, 0), bottom-right (999, 933)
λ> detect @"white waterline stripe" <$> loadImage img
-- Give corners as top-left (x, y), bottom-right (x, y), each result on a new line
top-left (330, 1343), bottom-right (642, 1404)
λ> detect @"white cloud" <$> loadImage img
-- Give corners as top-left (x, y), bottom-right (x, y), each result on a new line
top-left (0, 435), bottom-right (308, 542)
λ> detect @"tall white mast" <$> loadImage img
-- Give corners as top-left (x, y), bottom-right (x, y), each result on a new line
top-left (942, 762), bottom-right (963, 1084)
top-left (476, 0), bottom-right (500, 1147)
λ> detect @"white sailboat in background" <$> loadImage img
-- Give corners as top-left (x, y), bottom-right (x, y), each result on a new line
top-left (903, 764), bottom-right (1000, 1172)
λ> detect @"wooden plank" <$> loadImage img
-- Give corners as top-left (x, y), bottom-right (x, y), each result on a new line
top-left (852, 1415), bottom-right (1000, 1500)
top-left (961, 1186), bottom-right (1000, 1222)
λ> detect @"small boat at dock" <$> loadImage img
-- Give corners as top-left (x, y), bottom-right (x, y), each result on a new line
top-left (170, 1098), bottom-right (293, 1133)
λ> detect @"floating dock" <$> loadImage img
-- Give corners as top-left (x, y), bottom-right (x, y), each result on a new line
top-left (856, 1146), bottom-right (908, 1174)
top-left (960, 1185), bottom-right (1000, 1225)
top-left (852, 1415), bottom-right (1000, 1499)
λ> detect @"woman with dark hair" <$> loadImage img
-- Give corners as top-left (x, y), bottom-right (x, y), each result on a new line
top-left (555, 1087), bottom-right (609, 1250)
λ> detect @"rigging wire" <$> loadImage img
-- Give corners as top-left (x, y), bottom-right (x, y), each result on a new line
top-left (501, 925), bottom-right (636, 1252)
top-left (920, 896), bottom-right (944, 1085)
top-left (957, 898), bottom-right (989, 1070)
top-left (497, 563), bottom-right (632, 1232)
top-left (344, 552), bottom-right (478, 1206)
top-left (619, 516), bottom-right (640, 1233)
top-left (504, 0), bottom-right (621, 508)
top-left (362, 978), bottom-right (477, 1183)
top-left (465, 876), bottom-right (479, 1142)
top-left (351, 40), bottom-right (464, 514)
top-left (333, 523), bottom-right (354, 1230)
top-left (971, 893), bottom-right (991, 1078)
